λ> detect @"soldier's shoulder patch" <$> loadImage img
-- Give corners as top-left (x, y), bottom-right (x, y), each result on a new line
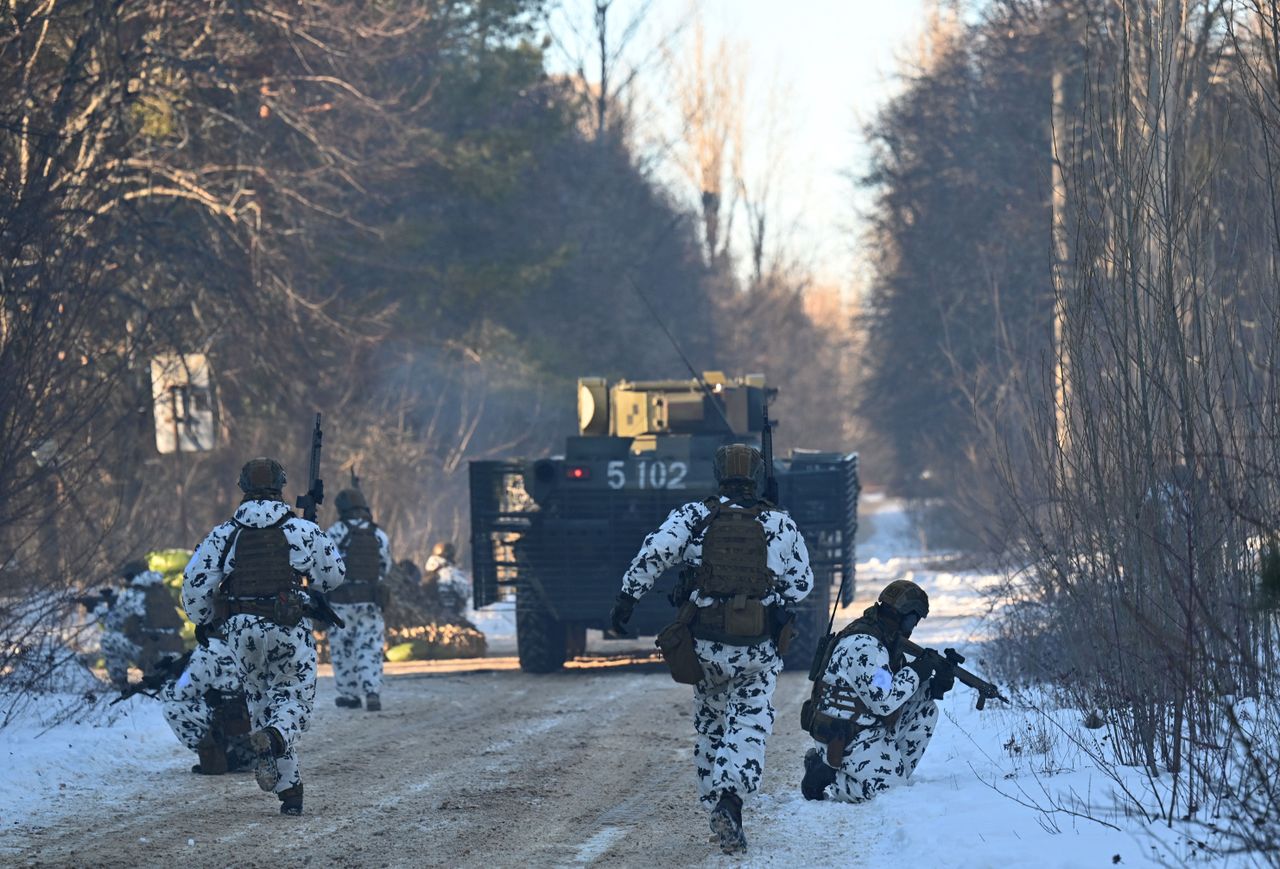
top-left (872, 667), bottom-right (894, 692)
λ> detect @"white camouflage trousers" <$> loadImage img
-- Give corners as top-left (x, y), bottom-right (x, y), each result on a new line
top-left (160, 639), bottom-right (255, 768)
top-left (822, 689), bottom-right (938, 803)
top-left (223, 614), bottom-right (317, 792)
top-left (100, 630), bottom-right (140, 685)
top-left (329, 602), bottom-right (385, 699)
top-left (693, 638), bottom-right (782, 804)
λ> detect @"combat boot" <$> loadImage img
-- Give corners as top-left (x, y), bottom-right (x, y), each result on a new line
top-left (365, 693), bottom-right (381, 712)
top-left (335, 695), bottom-right (361, 709)
top-left (192, 732), bottom-right (228, 775)
top-left (277, 784), bottom-right (303, 816)
top-left (801, 747), bottom-right (836, 801)
top-left (250, 726), bottom-right (286, 792)
top-left (709, 791), bottom-right (747, 854)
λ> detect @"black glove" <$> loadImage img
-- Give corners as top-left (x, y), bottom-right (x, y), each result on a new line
top-left (928, 657), bottom-right (956, 700)
top-left (610, 592), bottom-right (637, 634)
top-left (907, 648), bottom-right (942, 684)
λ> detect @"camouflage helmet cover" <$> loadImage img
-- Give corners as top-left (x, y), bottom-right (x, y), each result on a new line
top-left (238, 457), bottom-right (287, 497)
top-left (432, 541), bottom-right (456, 562)
top-left (335, 488), bottom-right (369, 518)
top-left (878, 579), bottom-right (930, 620)
top-left (713, 443), bottom-right (766, 491)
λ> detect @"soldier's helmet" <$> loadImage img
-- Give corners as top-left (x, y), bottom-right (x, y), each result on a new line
top-left (238, 457), bottom-right (287, 499)
top-left (713, 443), bottom-right (766, 493)
top-left (878, 579), bottom-right (930, 621)
top-left (335, 488), bottom-right (370, 519)
top-left (118, 559), bottom-right (150, 582)
top-left (432, 541), bottom-right (456, 563)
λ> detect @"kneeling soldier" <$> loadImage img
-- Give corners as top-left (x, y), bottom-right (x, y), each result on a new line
top-left (160, 623), bottom-right (255, 774)
top-left (325, 487), bottom-right (391, 711)
top-left (100, 560), bottom-right (185, 689)
top-left (800, 579), bottom-right (954, 803)
top-left (182, 457), bottom-right (345, 815)
top-left (611, 443), bottom-right (813, 854)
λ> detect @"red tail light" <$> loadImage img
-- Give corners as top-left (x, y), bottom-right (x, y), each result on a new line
top-left (566, 466), bottom-right (590, 480)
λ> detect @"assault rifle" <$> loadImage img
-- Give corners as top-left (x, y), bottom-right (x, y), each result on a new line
top-left (110, 650), bottom-right (193, 704)
top-left (296, 413), bottom-right (325, 522)
top-left (901, 638), bottom-right (1008, 710)
top-left (294, 412), bottom-right (344, 630)
top-left (761, 392), bottom-right (779, 505)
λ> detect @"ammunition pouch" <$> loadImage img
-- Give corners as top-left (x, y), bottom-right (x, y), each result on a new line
top-left (215, 589), bottom-right (305, 628)
top-left (656, 602), bottom-right (705, 685)
top-left (690, 595), bottom-right (770, 646)
top-left (807, 705), bottom-right (858, 767)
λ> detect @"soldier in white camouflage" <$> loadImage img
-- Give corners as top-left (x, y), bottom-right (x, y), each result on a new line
top-left (159, 623), bottom-right (255, 775)
top-left (800, 579), bottom-right (954, 803)
top-left (100, 560), bottom-right (185, 689)
top-left (182, 457), bottom-right (345, 816)
top-left (612, 443), bottom-right (813, 855)
top-left (425, 542), bottom-right (470, 622)
top-left (325, 488), bottom-right (392, 711)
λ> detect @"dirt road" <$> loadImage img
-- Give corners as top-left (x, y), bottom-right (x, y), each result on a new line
top-left (10, 660), bottom-right (820, 868)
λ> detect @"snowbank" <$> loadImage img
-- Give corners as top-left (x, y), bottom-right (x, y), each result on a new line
top-left (0, 696), bottom-right (185, 852)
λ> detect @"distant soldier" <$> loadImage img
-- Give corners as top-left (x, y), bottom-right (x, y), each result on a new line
top-left (158, 622), bottom-right (255, 775)
top-left (182, 458), bottom-right (345, 816)
top-left (425, 542), bottom-right (470, 622)
top-left (610, 444), bottom-right (813, 855)
top-left (800, 579), bottom-right (953, 803)
top-left (325, 488), bottom-right (391, 711)
top-left (100, 560), bottom-right (185, 689)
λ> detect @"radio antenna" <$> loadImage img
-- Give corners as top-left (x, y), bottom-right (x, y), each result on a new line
top-left (626, 274), bottom-right (735, 434)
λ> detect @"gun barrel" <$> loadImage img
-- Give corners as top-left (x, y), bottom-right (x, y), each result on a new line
top-left (901, 638), bottom-right (1007, 703)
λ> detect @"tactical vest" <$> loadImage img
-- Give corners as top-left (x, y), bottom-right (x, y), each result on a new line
top-left (808, 607), bottom-right (907, 733)
top-left (142, 583), bottom-right (185, 631)
top-left (124, 583), bottom-right (186, 661)
top-left (690, 498), bottom-right (773, 645)
top-left (329, 522), bottom-right (381, 605)
top-left (693, 499), bottom-right (771, 597)
top-left (216, 516), bottom-right (303, 624)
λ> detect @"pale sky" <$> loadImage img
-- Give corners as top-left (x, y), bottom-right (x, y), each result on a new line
top-left (544, 0), bottom-right (928, 293)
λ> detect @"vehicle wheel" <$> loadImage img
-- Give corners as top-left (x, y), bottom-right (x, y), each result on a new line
top-left (517, 582), bottom-right (566, 673)
top-left (565, 623), bottom-right (587, 659)
top-left (782, 600), bottom-right (828, 672)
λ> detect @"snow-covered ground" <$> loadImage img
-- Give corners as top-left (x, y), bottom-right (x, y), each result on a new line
top-left (734, 493), bottom-right (1247, 868)
top-left (0, 495), bottom-right (1267, 866)
top-left (468, 598), bottom-right (516, 654)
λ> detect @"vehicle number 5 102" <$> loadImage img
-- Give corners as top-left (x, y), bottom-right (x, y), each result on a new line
top-left (607, 459), bottom-right (688, 490)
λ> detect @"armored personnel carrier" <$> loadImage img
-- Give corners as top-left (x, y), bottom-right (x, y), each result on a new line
top-left (469, 372), bottom-right (859, 672)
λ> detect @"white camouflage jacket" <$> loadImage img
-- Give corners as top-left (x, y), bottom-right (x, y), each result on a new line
top-left (325, 519), bottom-right (392, 582)
top-left (620, 495), bottom-right (814, 608)
top-left (182, 499), bottom-right (346, 625)
top-left (101, 570), bottom-right (165, 634)
top-left (426, 555), bottom-right (471, 609)
top-left (821, 631), bottom-right (924, 724)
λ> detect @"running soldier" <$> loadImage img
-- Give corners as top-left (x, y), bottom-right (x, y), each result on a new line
top-left (424, 542), bottom-right (470, 622)
top-left (159, 623), bottom-right (255, 775)
top-left (182, 457), bottom-right (345, 815)
top-left (611, 443), bottom-right (813, 854)
top-left (800, 579), bottom-right (954, 803)
top-left (100, 560), bottom-right (185, 689)
top-left (325, 488), bottom-right (391, 711)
